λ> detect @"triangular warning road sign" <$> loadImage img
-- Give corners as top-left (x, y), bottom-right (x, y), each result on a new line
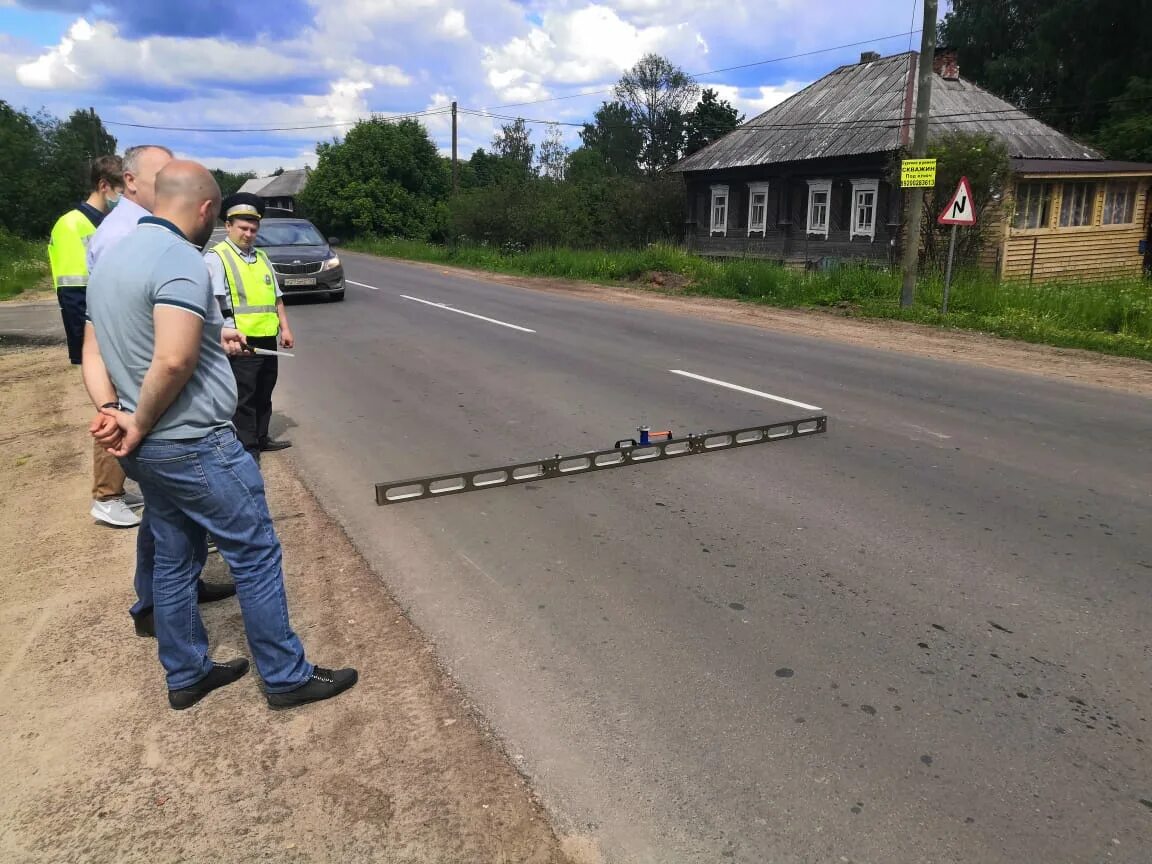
top-left (938, 176), bottom-right (977, 226)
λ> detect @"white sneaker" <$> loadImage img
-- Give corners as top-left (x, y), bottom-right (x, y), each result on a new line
top-left (91, 498), bottom-right (142, 528)
top-left (121, 490), bottom-right (145, 509)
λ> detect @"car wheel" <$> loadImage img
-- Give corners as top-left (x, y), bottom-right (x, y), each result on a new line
top-left (329, 290), bottom-right (345, 302)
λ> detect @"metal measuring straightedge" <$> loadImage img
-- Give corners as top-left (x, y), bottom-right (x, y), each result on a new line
top-left (375, 416), bottom-right (827, 506)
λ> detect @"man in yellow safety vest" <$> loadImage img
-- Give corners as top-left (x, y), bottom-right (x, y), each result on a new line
top-left (47, 154), bottom-right (143, 528)
top-left (205, 192), bottom-right (295, 461)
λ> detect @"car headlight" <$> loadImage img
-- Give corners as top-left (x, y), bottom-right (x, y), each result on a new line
top-left (321, 255), bottom-right (341, 271)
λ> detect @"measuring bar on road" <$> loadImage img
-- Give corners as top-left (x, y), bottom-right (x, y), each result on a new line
top-left (375, 416), bottom-right (826, 505)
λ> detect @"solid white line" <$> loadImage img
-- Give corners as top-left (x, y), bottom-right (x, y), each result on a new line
top-left (346, 279), bottom-right (379, 290)
top-left (669, 369), bottom-right (822, 411)
top-left (400, 294), bottom-right (536, 333)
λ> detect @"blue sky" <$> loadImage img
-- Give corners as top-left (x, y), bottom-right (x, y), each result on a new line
top-left (0, 0), bottom-right (943, 176)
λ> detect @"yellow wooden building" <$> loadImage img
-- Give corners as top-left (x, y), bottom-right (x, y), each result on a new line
top-left (998, 160), bottom-right (1151, 281)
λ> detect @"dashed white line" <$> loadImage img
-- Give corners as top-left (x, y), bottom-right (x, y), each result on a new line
top-left (669, 369), bottom-right (822, 411)
top-left (346, 279), bottom-right (379, 290)
top-left (400, 294), bottom-right (536, 333)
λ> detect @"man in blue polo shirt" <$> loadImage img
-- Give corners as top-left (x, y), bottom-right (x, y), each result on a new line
top-left (87, 143), bottom-right (233, 639)
top-left (83, 159), bottom-right (357, 710)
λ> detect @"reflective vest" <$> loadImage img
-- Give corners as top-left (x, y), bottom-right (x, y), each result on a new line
top-left (211, 241), bottom-right (279, 337)
top-left (47, 209), bottom-right (98, 291)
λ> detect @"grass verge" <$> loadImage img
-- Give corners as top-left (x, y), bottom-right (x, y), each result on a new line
top-left (0, 230), bottom-right (50, 300)
top-left (347, 238), bottom-right (1152, 362)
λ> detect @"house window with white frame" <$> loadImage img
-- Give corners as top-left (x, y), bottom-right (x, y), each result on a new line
top-left (710, 185), bottom-right (729, 235)
top-left (806, 180), bottom-right (831, 237)
top-left (1013, 182), bottom-right (1052, 229)
top-left (851, 179), bottom-right (879, 239)
top-left (1059, 181), bottom-right (1097, 227)
top-left (747, 183), bottom-right (769, 235)
top-left (1103, 181), bottom-right (1137, 225)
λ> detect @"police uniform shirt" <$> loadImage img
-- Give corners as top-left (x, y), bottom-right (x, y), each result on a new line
top-left (204, 237), bottom-right (283, 329)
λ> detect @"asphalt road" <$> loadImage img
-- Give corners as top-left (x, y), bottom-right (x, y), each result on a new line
top-left (267, 253), bottom-right (1152, 863)
top-left (14, 246), bottom-right (1148, 862)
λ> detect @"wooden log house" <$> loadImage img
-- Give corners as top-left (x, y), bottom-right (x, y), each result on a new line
top-left (672, 51), bottom-right (1152, 281)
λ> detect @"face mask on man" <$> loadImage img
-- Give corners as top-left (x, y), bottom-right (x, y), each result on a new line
top-left (105, 190), bottom-right (122, 210)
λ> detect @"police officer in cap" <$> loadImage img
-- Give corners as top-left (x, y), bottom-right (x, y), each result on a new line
top-left (205, 192), bottom-right (295, 461)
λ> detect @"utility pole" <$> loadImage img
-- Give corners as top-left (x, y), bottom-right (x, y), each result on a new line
top-left (451, 101), bottom-right (458, 195)
top-left (90, 106), bottom-right (99, 157)
top-left (899, 0), bottom-right (938, 308)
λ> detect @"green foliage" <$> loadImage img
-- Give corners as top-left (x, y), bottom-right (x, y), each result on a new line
top-left (446, 173), bottom-right (683, 249)
top-left (940, 0), bottom-right (1152, 139)
top-left (490, 118), bottom-right (535, 181)
top-left (579, 102), bottom-right (644, 177)
top-left (0, 228), bottom-right (49, 300)
top-left (348, 239), bottom-right (1152, 361)
top-left (0, 102), bottom-right (117, 239)
top-left (298, 118), bottom-right (449, 240)
top-left (684, 89), bottom-right (743, 156)
top-left (39, 109), bottom-right (118, 215)
top-left (899, 132), bottom-right (1011, 268)
top-left (211, 168), bottom-right (257, 198)
top-left (1094, 78), bottom-right (1152, 161)
top-left (614, 54), bottom-right (699, 175)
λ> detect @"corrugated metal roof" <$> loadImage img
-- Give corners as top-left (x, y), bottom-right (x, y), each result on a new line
top-left (236, 178), bottom-right (267, 195)
top-left (1012, 158), bottom-right (1152, 174)
top-left (928, 77), bottom-right (1098, 159)
top-left (673, 51), bottom-right (1099, 172)
top-left (256, 168), bottom-right (309, 197)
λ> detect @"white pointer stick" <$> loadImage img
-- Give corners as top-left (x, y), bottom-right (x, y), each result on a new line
top-left (245, 346), bottom-right (296, 358)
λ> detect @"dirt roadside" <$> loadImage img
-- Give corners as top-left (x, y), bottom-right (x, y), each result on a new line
top-left (385, 258), bottom-right (1152, 396)
top-left (0, 345), bottom-right (582, 864)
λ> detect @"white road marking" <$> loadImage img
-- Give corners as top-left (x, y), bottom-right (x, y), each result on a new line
top-left (400, 294), bottom-right (536, 333)
top-left (346, 279), bottom-right (379, 290)
top-left (670, 369), bottom-right (822, 411)
top-left (903, 423), bottom-right (952, 440)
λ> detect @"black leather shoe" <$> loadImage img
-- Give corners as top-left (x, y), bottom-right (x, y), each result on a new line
top-left (260, 439), bottom-right (292, 452)
top-left (266, 666), bottom-right (358, 710)
top-left (168, 658), bottom-right (250, 710)
top-left (131, 608), bottom-right (155, 638)
top-left (197, 579), bottom-right (237, 604)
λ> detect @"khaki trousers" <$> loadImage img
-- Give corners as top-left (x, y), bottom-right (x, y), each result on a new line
top-left (93, 439), bottom-right (126, 501)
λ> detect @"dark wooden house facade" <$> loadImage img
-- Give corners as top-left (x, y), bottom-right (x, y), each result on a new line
top-left (672, 51), bottom-right (1152, 279)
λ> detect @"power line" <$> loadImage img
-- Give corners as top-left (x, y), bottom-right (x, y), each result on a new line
top-left (460, 92), bottom-right (1152, 135)
top-left (480, 30), bottom-right (924, 112)
top-left (101, 106), bottom-right (453, 134)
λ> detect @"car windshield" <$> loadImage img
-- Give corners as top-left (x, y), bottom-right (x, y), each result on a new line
top-left (255, 222), bottom-right (325, 247)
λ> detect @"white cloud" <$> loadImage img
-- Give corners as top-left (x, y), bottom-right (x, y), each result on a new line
top-left (482, 3), bottom-right (704, 97)
top-left (438, 9), bottom-right (469, 39)
top-left (16, 18), bottom-right (306, 91)
top-left (0, 0), bottom-right (926, 169)
top-left (707, 82), bottom-right (805, 120)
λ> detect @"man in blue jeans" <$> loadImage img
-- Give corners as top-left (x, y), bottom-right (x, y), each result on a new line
top-left (82, 159), bottom-right (357, 710)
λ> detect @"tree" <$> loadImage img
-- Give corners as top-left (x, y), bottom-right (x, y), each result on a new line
top-left (211, 168), bottom-right (257, 198)
top-left (895, 131), bottom-right (1010, 271)
top-left (684, 89), bottom-right (743, 156)
top-left (298, 118), bottom-right (450, 240)
top-left (1095, 77), bottom-right (1152, 161)
top-left (490, 118), bottom-right (535, 182)
top-left (536, 123), bottom-right (569, 180)
top-left (940, 0), bottom-right (1152, 138)
top-left (577, 101), bottom-right (644, 178)
top-left (614, 54), bottom-right (699, 174)
top-left (0, 102), bottom-right (46, 237)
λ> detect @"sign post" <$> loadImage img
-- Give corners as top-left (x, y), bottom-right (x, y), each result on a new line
top-left (937, 176), bottom-right (977, 314)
